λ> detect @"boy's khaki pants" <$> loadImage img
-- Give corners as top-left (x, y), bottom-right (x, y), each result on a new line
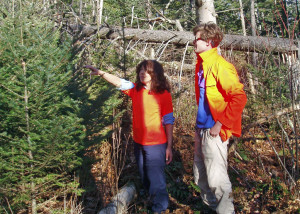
top-left (193, 128), bottom-right (235, 214)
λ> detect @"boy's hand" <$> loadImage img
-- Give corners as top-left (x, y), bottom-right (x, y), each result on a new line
top-left (209, 120), bottom-right (222, 137)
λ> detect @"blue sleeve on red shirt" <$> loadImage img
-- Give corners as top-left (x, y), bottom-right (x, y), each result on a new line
top-left (118, 79), bottom-right (134, 90)
top-left (163, 112), bottom-right (175, 125)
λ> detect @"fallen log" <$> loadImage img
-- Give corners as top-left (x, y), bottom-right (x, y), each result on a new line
top-left (69, 24), bottom-right (298, 53)
top-left (98, 183), bottom-right (137, 214)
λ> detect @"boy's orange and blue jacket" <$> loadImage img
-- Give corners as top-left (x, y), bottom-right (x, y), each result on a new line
top-left (195, 48), bottom-right (247, 141)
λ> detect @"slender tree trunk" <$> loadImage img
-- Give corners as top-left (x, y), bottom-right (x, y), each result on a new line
top-left (238, 0), bottom-right (246, 36)
top-left (250, 0), bottom-right (258, 93)
top-left (239, 0), bottom-right (256, 95)
top-left (12, 0), bottom-right (15, 18)
top-left (165, 0), bottom-right (175, 11)
top-left (131, 6), bottom-right (134, 27)
top-left (146, 0), bottom-right (153, 29)
top-left (92, 0), bottom-right (96, 22)
top-left (289, 45), bottom-right (299, 180)
top-left (79, 0), bottom-right (83, 16)
top-left (250, 0), bottom-right (257, 38)
top-left (195, 0), bottom-right (217, 24)
top-left (183, 0), bottom-right (188, 29)
top-left (43, 0), bottom-right (47, 11)
top-left (297, 0), bottom-right (300, 32)
top-left (99, 0), bottom-right (103, 25)
top-left (96, 0), bottom-right (103, 27)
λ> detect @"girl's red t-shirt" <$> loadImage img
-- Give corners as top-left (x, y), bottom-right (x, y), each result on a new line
top-left (122, 86), bottom-right (173, 145)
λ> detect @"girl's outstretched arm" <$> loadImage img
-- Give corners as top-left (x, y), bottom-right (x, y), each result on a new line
top-left (84, 65), bottom-right (122, 88)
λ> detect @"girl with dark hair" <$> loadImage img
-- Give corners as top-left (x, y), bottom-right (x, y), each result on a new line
top-left (135, 60), bottom-right (170, 93)
top-left (84, 60), bottom-right (174, 213)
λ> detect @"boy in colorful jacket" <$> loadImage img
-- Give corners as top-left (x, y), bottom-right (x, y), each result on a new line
top-left (192, 22), bottom-right (247, 214)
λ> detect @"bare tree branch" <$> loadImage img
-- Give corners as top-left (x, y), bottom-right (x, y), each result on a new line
top-left (243, 104), bottom-right (300, 132)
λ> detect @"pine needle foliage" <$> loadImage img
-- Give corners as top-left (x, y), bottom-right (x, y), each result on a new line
top-left (0, 1), bottom-right (85, 212)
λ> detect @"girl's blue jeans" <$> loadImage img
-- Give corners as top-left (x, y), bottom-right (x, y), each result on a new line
top-left (134, 142), bottom-right (169, 213)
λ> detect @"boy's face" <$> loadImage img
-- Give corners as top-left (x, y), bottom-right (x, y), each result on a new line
top-left (193, 32), bottom-right (212, 54)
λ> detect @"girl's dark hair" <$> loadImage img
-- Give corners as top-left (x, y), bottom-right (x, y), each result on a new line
top-left (135, 60), bottom-right (170, 93)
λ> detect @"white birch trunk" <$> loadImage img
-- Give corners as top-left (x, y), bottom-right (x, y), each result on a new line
top-left (43, 0), bottom-right (48, 11)
top-left (250, 0), bottom-right (258, 89)
top-left (79, 0), bottom-right (83, 16)
top-left (96, 0), bottom-right (103, 26)
top-left (195, 0), bottom-right (217, 24)
top-left (92, 0), bottom-right (96, 20)
top-left (165, 0), bottom-right (175, 11)
top-left (238, 0), bottom-right (246, 36)
top-left (12, 0), bottom-right (15, 18)
top-left (250, 0), bottom-right (256, 37)
top-left (195, 0), bottom-right (218, 52)
top-left (239, 0), bottom-right (256, 95)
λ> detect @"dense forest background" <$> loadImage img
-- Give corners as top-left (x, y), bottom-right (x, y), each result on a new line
top-left (0, 0), bottom-right (299, 213)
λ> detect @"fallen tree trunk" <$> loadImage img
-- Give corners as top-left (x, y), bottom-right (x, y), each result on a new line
top-left (69, 24), bottom-right (298, 53)
top-left (98, 183), bottom-right (137, 214)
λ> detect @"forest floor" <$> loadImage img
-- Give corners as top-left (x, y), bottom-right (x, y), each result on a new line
top-left (83, 127), bottom-right (299, 214)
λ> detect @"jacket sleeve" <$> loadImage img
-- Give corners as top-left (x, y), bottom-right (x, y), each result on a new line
top-left (215, 62), bottom-right (247, 129)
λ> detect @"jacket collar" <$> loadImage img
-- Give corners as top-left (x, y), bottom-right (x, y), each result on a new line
top-left (196, 48), bottom-right (218, 63)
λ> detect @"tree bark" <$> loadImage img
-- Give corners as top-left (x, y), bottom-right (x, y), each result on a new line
top-left (79, 0), bottom-right (82, 16)
top-left (96, 0), bottom-right (103, 27)
top-left (238, 0), bottom-right (246, 36)
top-left (195, 0), bottom-right (217, 24)
top-left (250, 0), bottom-right (259, 95)
top-left (165, 0), bottom-right (175, 11)
top-left (239, 0), bottom-right (256, 95)
top-left (250, 0), bottom-right (256, 37)
top-left (12, 0), bottom-right (15, 18)
top-left (250, 0), bottom-right (258, 67)
top-left (69, 24), bottom-right (298, 53)
top-left (297, 0), bottom-right (300, 32)
top-left (92, 0), bottom-right (95, 21)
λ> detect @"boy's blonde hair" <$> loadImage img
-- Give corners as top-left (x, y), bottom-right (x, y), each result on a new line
top-left (193, 22), bottom-right (223, 47)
